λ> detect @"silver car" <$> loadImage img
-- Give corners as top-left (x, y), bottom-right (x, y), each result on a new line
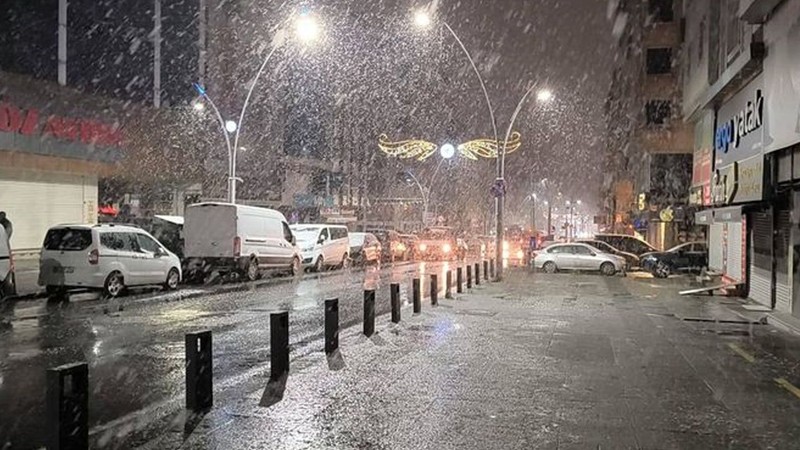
top-left (533, 243), bottom-right (626, 276)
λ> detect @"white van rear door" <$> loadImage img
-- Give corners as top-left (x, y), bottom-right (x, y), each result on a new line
top-left (185, 204), bottom-right (236, 258)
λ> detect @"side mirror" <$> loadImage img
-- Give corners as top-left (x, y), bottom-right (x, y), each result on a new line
top-left (291, 235), bottom-right (297, 245)
top-left (155, 248), bottom-right (167, 257)
top-left (318, 236), bottom-right (326, 244)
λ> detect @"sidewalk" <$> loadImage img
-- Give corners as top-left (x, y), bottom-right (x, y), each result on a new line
top-left (141, 272), bottom-right (800, 449)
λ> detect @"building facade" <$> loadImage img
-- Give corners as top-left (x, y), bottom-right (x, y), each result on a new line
top-left (604, 0), bottom-right (695, 250)
top-left (684, 0), bottom-right (800, 317)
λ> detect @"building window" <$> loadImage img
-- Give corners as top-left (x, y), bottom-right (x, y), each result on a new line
top-left (646, 48), bottom-right (672, 74)
top-left (649, 0), bottom-right (674, 22)
top-left (645, 100), bottom-right (672, 125)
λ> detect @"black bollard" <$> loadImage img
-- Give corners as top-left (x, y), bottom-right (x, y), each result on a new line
top-left (185, 330), bottom-right (213, 411)
top-left (363, 289), bottom-right (376, 337)
top-left (390, 283), bottom-right (401, 323)
top-left (467, 264), bottom-right (473, 289)
top-left (270, 312), bottom-right (290, 381)
top-left (445, 270), bottom-right (453, 299)
top-left (47, 362), bottom-right (89, 450)
top-left (475, 263), bottom-right (481, 285)
top-left (490, 258), bottom-right (496, 279)
top-left (325, 298), bottom-right (339, 354)
top-left (430, 274), bottom-right (438, 306)
top-left (412, 277), bottom-right (421, 313)
top-left (457, 267), bottom-right (463, 293)
top-left (484, 260), bottom-right (489, 282)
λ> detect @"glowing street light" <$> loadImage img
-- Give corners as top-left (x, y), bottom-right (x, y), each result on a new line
top-left (537, 89), bottom-right (554, 103)
top-left (439, 143), bottom-right (455, 159)
top-left (225, 120), bottom-right (238, 133)
top-left (295, 14), bottom-right (321, 43)
top-left (414, 10), bottom-right (432, 28)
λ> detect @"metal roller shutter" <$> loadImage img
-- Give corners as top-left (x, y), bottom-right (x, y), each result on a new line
top-left (0, 168), bottom-right (97, 254)
top-left (726, 221), bottom-right (744, 282)
top-left (750, 210), bottom-right (773, 307)
top-left (775, 208), bottom-right (792, 311)
top-left (709, 223), bottom-right (724, 272)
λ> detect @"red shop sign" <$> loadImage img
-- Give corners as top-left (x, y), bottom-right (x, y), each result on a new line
top-left (0, 101), bottom-right (123, 147)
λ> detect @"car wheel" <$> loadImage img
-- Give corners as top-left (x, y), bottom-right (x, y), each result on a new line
top-left (290, 257), bottom-right (301, 277)
top-left (653, 261), bottom-right (670, 278)
top-left (313, 256), bottom-right (324, 273)
top-left (600, 262), bottom-right (616, 277)
top-left (542, 261), bottom-right (557, 274)
top-left (341, 254), bottom-right (350, 269)
top-left (244, 257), bottom-right (260, 282)
top-left (104, 272), bottom-right (125, 298)
top-left (164, 268), bottom-right (180, 290)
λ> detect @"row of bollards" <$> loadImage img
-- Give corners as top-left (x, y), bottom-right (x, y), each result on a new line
top-left (47, 259), bottom-right (495, 449)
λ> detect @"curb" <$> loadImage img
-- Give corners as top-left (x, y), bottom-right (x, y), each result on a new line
top-left (767, 312), bottom-right (800, 336)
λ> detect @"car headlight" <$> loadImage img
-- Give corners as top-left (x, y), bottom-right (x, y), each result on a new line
top-left (442, 243), bottom-right (452, 253)
top-left (419, 243), bottom-right (428, 252)
top-left (516, 249), bottom-right (524, 259)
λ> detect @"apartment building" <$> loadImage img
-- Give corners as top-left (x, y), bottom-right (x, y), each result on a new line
top-left (604, 0), bottom-right (695, 250)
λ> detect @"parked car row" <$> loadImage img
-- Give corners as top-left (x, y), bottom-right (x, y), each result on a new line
top-left (531, 233), bottom-right (709, 278)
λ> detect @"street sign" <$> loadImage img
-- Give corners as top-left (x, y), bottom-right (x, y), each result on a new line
top-left (490, 179), bottom-right (506, 198)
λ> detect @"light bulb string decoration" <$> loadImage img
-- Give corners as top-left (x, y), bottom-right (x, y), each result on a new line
top-left (377, 131), bottom-right (522, 161)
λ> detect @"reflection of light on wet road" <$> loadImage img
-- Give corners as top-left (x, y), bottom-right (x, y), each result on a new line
top-left (433, 317), bottom-right (456, 343)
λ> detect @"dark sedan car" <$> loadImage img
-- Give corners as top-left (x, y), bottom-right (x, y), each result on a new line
top-left (640, 242), bottom-right (708, 278)
top-left (577, 239), bottom-right (640, 270)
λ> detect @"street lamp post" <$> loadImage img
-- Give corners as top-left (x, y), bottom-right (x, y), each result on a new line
top-left (414, 10), bottom-right (554, 280)
top-left (194, 12), bottom-right (320, 204)
top-left (402, 145), bottom-right (455, 226)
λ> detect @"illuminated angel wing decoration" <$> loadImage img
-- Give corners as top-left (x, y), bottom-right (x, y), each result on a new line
top-left (378, 134), bottom-right (438, 161)
top-left (457, 131), bottom-right (522, 160)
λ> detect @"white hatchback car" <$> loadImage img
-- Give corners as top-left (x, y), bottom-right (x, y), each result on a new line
top-left (533, 242), bottom-right (626, 276)
top-left (39, 224), bottom-right (182, 299)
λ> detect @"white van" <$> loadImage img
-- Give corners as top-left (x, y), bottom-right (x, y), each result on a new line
top-left (290, 224), bottom-right (350, 272)
top-left (38, 224), bottom-right (182, 298)
top-left (184, 202), bottom-right (300, 281)
top-left (0, 226), bottom-right (15, 299)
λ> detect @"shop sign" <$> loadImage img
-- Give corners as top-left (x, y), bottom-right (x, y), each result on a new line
top-left (0, 101), bottom-right (122, 147)
top-left (711, 155), bottom-right (764, 205)
top-left (714, 90), bottom-right (764, 154)
top-left (659, 206), bottom-right (674, 222)
top-left (715, 74), bottom-right (765, 168)
top-left (691, 110), bottom-right (714, 206)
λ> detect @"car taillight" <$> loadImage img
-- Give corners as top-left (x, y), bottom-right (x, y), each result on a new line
top-left (233, 236), bottom-right (241, 257)
top-left (88, 249), bottom-right (99, 265)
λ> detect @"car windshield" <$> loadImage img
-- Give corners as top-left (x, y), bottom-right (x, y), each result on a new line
top-left (292, 227), bottom-right (321, 242)
top-left (667, 243), bottom-right (690, 253)
top-left (419, 229), bottom-right (452, 240)
top-left (349, 233), bottom-right (365, 245)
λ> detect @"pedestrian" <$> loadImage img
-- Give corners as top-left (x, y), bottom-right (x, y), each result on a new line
top-left (0, 211), bottom-right (12, 240)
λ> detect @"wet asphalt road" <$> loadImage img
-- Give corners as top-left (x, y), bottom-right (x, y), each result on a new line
top-left (0, 259), bottom-right (469, 449)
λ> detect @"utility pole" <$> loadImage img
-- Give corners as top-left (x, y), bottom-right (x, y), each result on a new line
top-left (547, 203), bottom-right (552, 236)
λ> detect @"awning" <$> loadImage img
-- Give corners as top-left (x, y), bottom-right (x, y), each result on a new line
top-left (695, 210), bottom-right (714, 225)
top-left (154, 215), bottom-right (184, 226)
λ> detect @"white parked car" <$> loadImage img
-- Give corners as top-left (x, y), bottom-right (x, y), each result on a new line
top-left (184, 202), bottom-right (301, 281)
top-left (38, 224), bottom-right (182, 299)
top-left (532, 243), bottom-right (626, 276)
top-left (290, 224), bottom-right (350, 272)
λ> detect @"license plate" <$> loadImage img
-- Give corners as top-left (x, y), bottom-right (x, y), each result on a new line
top-left (53, 266), bottom-right (74, 274)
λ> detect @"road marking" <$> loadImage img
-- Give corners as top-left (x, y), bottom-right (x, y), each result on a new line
top-left (728, 343), bottom-right (755, 363)
top-left (775, 378), bottom-right (800, 400)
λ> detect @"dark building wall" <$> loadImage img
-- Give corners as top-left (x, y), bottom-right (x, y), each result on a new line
top-left (0, 0), bottom-right (59, 81)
